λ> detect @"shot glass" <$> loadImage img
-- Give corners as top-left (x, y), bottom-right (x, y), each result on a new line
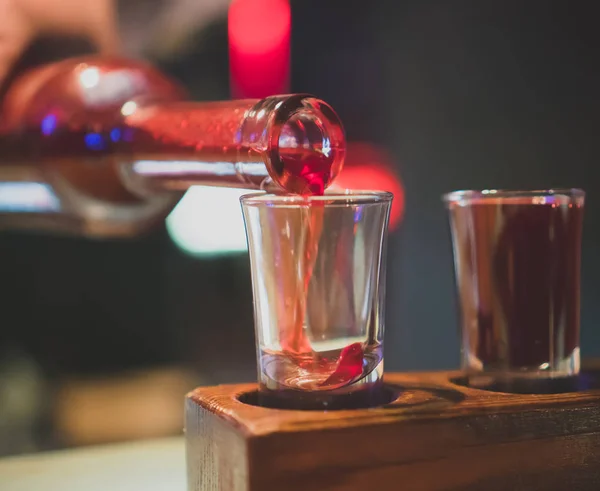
top-left (444, 189), bottom-right (585, 385)
top-left (241, 191), bottom-right (392, 409)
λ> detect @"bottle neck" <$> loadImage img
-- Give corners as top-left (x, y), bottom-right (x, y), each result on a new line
top-left (121, 94), bottom-right (346, 196)
top-left (119, 99), bottom-right (273, 194)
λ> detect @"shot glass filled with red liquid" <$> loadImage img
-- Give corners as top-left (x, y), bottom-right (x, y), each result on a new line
top-left (241, 191), bottom-right (392, 409)
top-left (445, 189), bottom-right (585, 386)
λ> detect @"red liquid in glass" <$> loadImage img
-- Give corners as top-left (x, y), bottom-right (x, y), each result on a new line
top-left (274, 150), bottom-right (332, 196)
top-left (450, 199), bottom-right (583, 370)
top-left (259, 343), bottom-right (384, 410)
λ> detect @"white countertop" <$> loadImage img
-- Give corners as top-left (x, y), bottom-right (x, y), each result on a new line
top-left (0, 437), bottom-right (186, 491)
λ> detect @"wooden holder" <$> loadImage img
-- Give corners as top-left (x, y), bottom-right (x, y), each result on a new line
top-left (185, 371), bottom-right (600, 491)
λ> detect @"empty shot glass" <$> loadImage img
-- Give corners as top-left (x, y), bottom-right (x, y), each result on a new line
top-left (444, 189), bottom-right (585, 386)
top-left (241, 191), bottom-right (392, 409)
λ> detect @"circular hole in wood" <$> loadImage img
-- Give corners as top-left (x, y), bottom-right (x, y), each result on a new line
top-left (236, 385), bottom-right (401, 411)
top-left (451, 371), bottom-right (600, 394)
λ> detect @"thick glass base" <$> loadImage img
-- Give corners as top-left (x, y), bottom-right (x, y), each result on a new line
top-left (255, 362), bottom-right (390, 410)
top-left (460, 349), bottom-right (581, 394)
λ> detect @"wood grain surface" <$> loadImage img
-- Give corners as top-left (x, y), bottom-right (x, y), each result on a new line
top-left (185, 371), bottom-right (600, 491)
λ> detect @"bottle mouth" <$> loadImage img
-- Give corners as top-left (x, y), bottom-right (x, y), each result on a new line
top-left (265, 95), bottom-right (346, 195)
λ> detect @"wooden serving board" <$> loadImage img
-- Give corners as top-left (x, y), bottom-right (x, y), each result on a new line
top-left (185, 371), bottom-right (600, 491)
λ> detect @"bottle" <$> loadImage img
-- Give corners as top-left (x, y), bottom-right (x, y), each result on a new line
top-left (0, 56), bottom-right (345, 237)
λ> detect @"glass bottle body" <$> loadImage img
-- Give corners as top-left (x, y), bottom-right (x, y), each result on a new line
top-left (0, 57), bottom-right (345, 237)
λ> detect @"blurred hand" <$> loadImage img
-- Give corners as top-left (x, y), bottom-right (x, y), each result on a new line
top-left (0, 0), bottom-right (118, 84)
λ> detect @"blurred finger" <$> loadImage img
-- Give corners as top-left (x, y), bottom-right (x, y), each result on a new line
top-left (21, 0), bottom-right (119, 54)
top-left (0, 0), bottom-right (119, 86)
top-left (0, 0), bottom-right (32, 84)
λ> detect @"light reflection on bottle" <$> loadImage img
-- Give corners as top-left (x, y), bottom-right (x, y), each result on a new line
top-left (0, 183), bottom-right (61, 212)
top-left (41, 114), bottom-right (57, 136)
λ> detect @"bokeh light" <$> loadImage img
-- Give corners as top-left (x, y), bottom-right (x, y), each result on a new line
top-left (332, 143), bottom-right (404, 230)
top-left (166, 186), bottom-right (250, 257)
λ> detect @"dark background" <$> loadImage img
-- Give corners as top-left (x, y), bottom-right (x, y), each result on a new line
top-left (1, 0), bottom-right (599, 454)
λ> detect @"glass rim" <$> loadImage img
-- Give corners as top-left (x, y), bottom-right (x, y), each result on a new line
top-left (240, 190), bottom-right (393, 206)
top-left (443, 188), bottom-right (585, 204)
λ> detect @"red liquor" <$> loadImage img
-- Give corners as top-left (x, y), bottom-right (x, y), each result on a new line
top-left (448, 192), bottom-right (584, 378)
top-left (259, 343), bottom-right (386, 410)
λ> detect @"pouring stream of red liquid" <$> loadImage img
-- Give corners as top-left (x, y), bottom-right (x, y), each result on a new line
top-left (278, 154), bottom-right (364, 388)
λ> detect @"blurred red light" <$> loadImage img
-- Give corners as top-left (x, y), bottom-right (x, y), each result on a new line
top-left (332, 143), bottom-right (404, 230)
top-left (229, 0), bottom-right (290, 54)
top-left (228, 0), bottom-right (291, 98)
